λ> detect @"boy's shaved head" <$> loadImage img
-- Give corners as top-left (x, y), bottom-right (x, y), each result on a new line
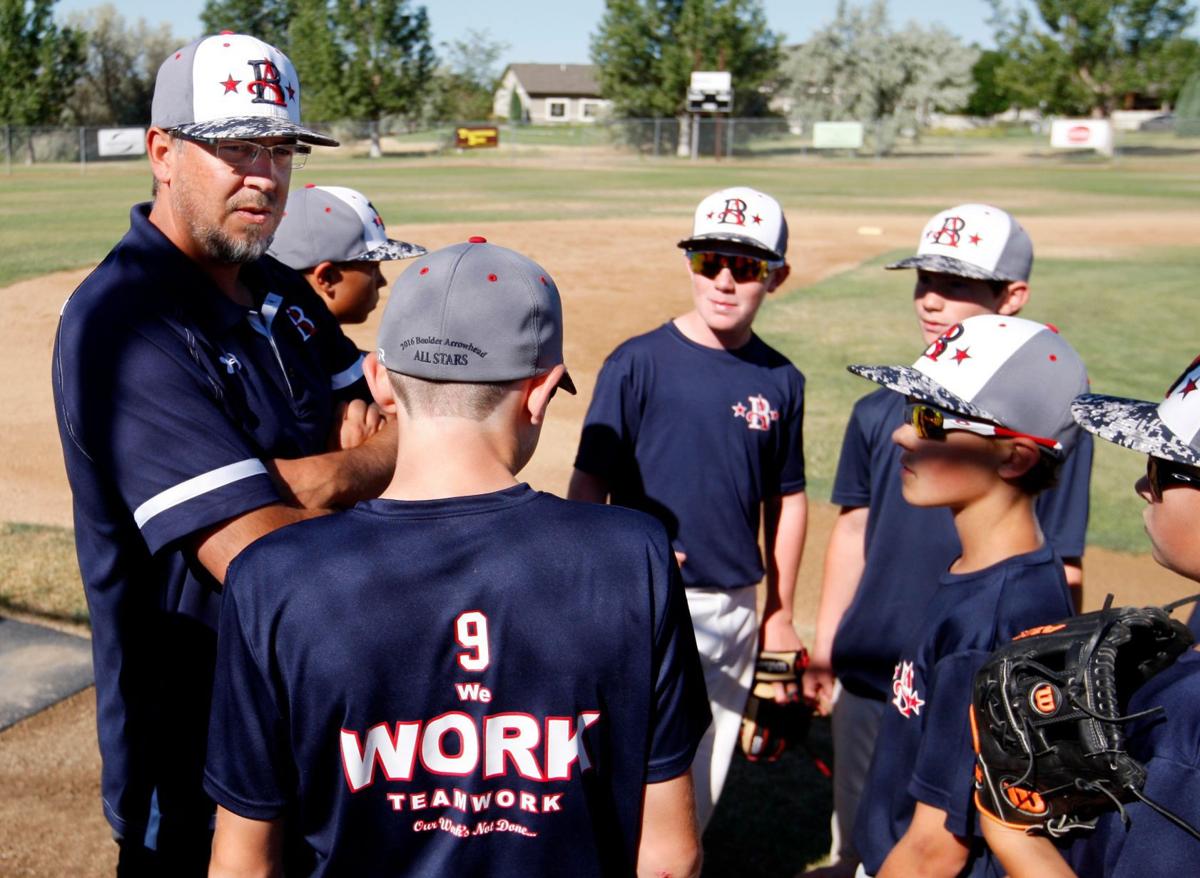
top-left (387, 372), bottom-right (517, 421)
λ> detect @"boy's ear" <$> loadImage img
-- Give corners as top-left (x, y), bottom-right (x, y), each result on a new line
top-left (310, 261), bottom-right (339, 294)
top-left (362, 352), bottom-right (398, 414)
top-left (766, 263), bottom-right (791, 293)
top-left (997, 280), bottom-right (1029, 315)
top-left (525, 365), bottom-right (566, 426)
top-left (998, 437), bottom-right (1041, 479)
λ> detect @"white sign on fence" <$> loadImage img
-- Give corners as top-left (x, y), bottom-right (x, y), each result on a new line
top-left (97, 128), bottom-right (147, 157)
top-left (1050, 119), bottom-right (1113, 155)
top-left (812, 121), bottom-right (864, 149)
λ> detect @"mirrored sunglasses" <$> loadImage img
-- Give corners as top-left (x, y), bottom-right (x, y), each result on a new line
top-left (1146, 456), bottom-right (1200, 502)
top-left (905, 403), bottom-right (1063, 453)
top-left (687, 251), bottom-right (780, 283)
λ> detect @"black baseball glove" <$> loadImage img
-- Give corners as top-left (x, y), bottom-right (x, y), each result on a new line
top-left (971, 595), bottom-right (1200, 840)
top-left (740, 649), bottom-right (812, 763)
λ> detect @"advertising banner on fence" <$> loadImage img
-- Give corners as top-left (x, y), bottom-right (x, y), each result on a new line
top-left (813, 121), bottom-right (864, 149)
top-left (97, 128), bottom-right (146, 157)
top-left (455, 126), bottom-right (500, 149)
top-left (1050, 119), bottom-right (1113, 155)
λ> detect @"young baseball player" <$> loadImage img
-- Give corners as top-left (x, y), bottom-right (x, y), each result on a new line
top-left (846, 314), bottom-right (1088, 877)
top-left (268, 183), bottom-right (426, 324)
top-left (981, 355), bottom-right (1200, 876)
top-left (568, 186), bottom-right (807, 827)
top-left (803, 204), bottom-right (1092, 875)
top-left (204, 239), bottom-right (711, 878)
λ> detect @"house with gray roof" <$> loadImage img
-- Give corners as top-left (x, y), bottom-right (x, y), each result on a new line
top-left (493, 63), bottom-right (612, 124)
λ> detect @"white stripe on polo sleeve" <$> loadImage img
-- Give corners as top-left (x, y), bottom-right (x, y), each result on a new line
top-left (331, 353), bottom-right (365, 390)
top-left (133, 459), bottom-right (270, 529)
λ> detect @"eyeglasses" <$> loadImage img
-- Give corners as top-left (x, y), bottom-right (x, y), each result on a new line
top-left (174, 133), bottom-right (310, 170)
top-left (905, 403), bottom-right (1063, 453)
top-left (687, 251), bottom-right (781, 283)
top-left (1146, 456), bottom-right (1200, 501)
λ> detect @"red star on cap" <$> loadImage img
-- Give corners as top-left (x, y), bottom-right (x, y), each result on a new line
top-left (706, 211), bottom-right (714, 219)
top-left (286, 82), bottom-right (296, 102)
top-left (1181, 378), bottom-right (1198, 398)
top-left (969, 234), bottom-right (981, 245)
top-left (372, 215), bottom-right (383, 228)
top-left (221, 74), bottom-right (240, 94)
top-left (752, 214), bottom-right (762, 224)
top-left (953, 347), bottom-right (971, 364)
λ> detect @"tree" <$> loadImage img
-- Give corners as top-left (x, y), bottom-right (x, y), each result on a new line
top-left (287, 0), bottom-right (345, 123)
top-left (201, 0), bottom-right (293, 48)
top-left (63, 4), bottom-right (176, 126)
top-left (430, 28), bottom-right (508, 122)
top-left (0, 0), bottom-right (84, 130)
top-left (965, 49), bottom-right (1015, 117)
top-left (785, 1), bottom-right (978, 130)
top-left (335, 0), bottom-right (436, 156)
top-left (988, 0), bottom-right (1199, 115)
top-left (591, 0), bottom-right (783, 155)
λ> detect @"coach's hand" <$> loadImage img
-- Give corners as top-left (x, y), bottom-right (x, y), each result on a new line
top-left (329, 399), bottom-right (387, 450)
top-left (801, 656), bottom-right (835, 716)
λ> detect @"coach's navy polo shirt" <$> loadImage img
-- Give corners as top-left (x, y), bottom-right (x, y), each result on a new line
top-left (52, 203), bottom-right (368, 844)
top-left (205, 486), bottom-right (711, 876)
top-left (574, 322), bottom-right (806, 590)
top-left (1065, 648), bottom-right (1200, 875)
top-left (853, 544), bottom-right (1074, 878)
top-left (830, 388), bottom-right (1092, 700)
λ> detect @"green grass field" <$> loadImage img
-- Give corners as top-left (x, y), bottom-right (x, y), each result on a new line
top-left (2, 150), bottom-right (1198, 624)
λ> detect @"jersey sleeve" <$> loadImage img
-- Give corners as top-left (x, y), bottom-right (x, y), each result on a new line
top-left (203, 571), bottom-right (294, 819)
top-left (56, 316), bottom-right (280, 555)
top-left (645, 531), bottom-right (712, 783)
top-left (908, 649), bottom-right (991, 839)
top-left (774, 369), bottom-right (807, 496)
top-left (573, 350), bottom-right (643, 484)
top-left (830, 398), bottom-right (873, 508)
top-left (1035, 431), bottom-right (1093, 560)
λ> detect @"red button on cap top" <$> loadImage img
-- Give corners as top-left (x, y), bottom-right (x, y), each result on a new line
top-left (468, 236), bottom-right (487, 243)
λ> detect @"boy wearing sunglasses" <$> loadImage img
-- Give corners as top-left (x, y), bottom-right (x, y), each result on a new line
top-left (569, 186), bottom-right (806, 826)
top-left (804, 204), bottom-right (1093, 877)
top-left (846, 314), bottom-right (1088, 877)
top-left (981, 355), bottom-right (1200, 876)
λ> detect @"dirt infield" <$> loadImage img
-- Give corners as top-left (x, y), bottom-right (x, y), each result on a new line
top-left (3, 211), bottom-right (1197, 875)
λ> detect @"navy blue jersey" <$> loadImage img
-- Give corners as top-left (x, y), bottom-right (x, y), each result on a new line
top-left (204, 486), bottom-right (711, 877)
top-left (831, 389), bottom-right (1092, 699)
top-left (52, 203), bottom-right (368, 841)
top-left (1064, 648), bottom-right (1200, 874)
top-left (573, 322), bottom-right (806, 590)
top-left (854, 544), bottom-right (1074, 877)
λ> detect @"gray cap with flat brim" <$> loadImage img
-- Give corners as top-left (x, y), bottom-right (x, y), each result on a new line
top-left (1071, 358), bottom-right (1200, 467)
top-left (850, 314), bottom-right (1087, 458)
top-left (377, 238), bottom-right (576, 393)
top-left (886, 203), bottom-right (1032, 282)
top-left (151, 33), bottom-right (338, 147)
top-left (269, 185), bottom-right (426, 270)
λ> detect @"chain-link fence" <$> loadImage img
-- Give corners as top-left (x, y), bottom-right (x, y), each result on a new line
top-left (4, 117), bottom-right (1198, 170)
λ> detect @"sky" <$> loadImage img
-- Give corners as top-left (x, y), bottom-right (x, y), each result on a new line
top-left (54, 0), bottom-right (1011, 60)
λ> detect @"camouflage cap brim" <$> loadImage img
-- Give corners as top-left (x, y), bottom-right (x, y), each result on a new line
top-left (884, 254), bottom-right (1014, 283)
top-left (847, 364), bottom-right (1001, 423)
top-left (172, 116), bottom-right (339, 147)
top-left (352, 239), bottom-right (429, 262)
top-left (677, 233), bottom-right (784, 262)
top-left (1071, 395), bottom-right (1200, 466)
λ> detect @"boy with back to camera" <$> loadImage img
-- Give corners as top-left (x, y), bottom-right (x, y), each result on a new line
top-left (803, 204), bottom-right (1093, 875)
top-left (268, 183), bottom-right (426, 325)
top-left (203, 239), bottom-right (711, 878)
top-left (569, 187), bottom-right (808, 827)
top-left (846, 314), bottom-right (1088, 876)
top-left (981, 354), bottom-right (1200, 876)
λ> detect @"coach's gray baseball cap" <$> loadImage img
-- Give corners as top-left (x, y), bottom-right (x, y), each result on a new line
top-left (887, 204), bottom-right (1032, 283)
top-left (850, 315), bottom-right (1087, 458)
top-left (151, 33), bottom-right (338, 146)
top-left (269, 185), bottom-right (426, 270)
top-left (1071, 357), bottom-right (1200, 467)
top-left (377, 238), bottom-right (575, 393)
